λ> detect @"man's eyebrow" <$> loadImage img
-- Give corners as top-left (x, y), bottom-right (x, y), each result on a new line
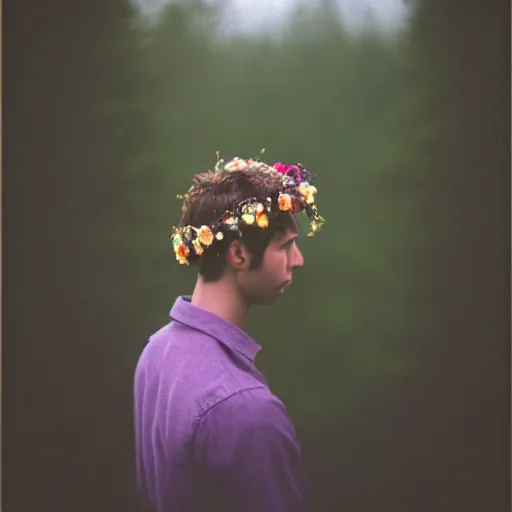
top-left (281, 233), bottom-right (299, 245)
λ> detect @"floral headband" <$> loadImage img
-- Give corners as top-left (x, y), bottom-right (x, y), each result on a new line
top-left (170, 151), bottom-right (325, 265)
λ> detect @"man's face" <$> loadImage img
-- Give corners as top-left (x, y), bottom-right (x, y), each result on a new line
top-left (236, 226), bottom-right (305, 306)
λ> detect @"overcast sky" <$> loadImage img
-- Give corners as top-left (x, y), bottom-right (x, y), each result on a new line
top-left (134, 0), bottom-right (410, 35)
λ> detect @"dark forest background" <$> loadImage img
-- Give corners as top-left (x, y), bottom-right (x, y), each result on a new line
top-left (4, 0), bottom-right (510, 511)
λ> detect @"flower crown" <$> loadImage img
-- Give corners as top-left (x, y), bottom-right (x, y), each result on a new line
top-left (170, 150), bottom-right (325, 265)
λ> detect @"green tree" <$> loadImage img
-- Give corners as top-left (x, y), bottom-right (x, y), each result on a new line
top-left (125, 0), bottom-right (433, 433)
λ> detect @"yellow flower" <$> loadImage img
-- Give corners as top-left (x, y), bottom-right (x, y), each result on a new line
top-left (175, 243), bottom-right (190, 264)
top-left (299, 183), bottom-right (317, 204)
top-left (192, 238), bottom-right (204, 256)
top-left (223, 216), bottom-right (237, 226)
top-left (278, 193), bottom-right (293, 211)
top-left (224, 157), bottom-right (249, 172)
top-left (307, 216), bottom-right (325, 237)
top-left (197, 226), bottom-right (214, 246)
top-left (256, 213), bottom-right (269, 228)
top-left (242, 213), bottom-right (255, 225)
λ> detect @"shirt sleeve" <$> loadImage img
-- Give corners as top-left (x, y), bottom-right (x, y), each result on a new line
top-left (193, 388), bottom-right (312, 512)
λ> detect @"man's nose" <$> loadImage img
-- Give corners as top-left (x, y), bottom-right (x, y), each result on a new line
top-left (292, 245), bottom-right (304, 269)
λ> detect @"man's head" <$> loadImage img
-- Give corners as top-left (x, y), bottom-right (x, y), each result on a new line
top-left (172, 154), bottom-right (324, 307)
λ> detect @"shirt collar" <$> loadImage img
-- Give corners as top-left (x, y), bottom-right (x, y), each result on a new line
top-left (169, 296), bottom-right (262, 362)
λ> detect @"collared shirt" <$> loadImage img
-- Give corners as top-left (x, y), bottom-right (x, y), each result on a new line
top-left (134, 296), bottom-right (311, 512)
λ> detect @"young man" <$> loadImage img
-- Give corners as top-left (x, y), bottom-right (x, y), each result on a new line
top-left (134, 153), bottom-right (325, 512)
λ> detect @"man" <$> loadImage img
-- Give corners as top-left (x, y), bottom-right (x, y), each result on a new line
top-left (134, 152), bottom-right (325, 512)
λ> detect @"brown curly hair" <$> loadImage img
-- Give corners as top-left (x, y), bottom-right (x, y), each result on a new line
top-left (179, 164), bottom-right (296, 282)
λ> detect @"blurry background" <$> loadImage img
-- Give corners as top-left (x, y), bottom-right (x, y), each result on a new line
top-left (4, 0), bottom-right (510, 511)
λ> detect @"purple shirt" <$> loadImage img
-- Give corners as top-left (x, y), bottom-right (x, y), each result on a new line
top-left (134, 296), bottom-right (311, 512)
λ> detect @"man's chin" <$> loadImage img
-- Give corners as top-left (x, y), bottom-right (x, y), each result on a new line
top-left (267, 287), bottom-right (290, 304)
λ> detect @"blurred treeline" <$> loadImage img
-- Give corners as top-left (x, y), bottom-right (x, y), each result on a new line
top-left (5, 0), bottom-right (508, 511)
top-left (105, 0), bottom-right (432, 421)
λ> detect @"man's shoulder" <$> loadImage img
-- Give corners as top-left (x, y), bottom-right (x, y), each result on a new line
top-left (137, 320), bottom-right (220, 370)
top-left (197, 385), bottom-right (292, 433)
top-left (136, 320), bottom-right (267, 420)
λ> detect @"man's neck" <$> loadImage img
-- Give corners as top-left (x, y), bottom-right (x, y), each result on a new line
top-left (190, 276), bottom-right (249, 327)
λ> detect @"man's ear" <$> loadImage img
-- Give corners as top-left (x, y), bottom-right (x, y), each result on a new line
top-left (226, 239), bottom-right (250, 270)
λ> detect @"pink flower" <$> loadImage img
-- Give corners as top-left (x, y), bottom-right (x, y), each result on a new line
top-left (273, 162), bottom-right (302, 181)
top-left (273, 162), bottom-right (289, 174)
